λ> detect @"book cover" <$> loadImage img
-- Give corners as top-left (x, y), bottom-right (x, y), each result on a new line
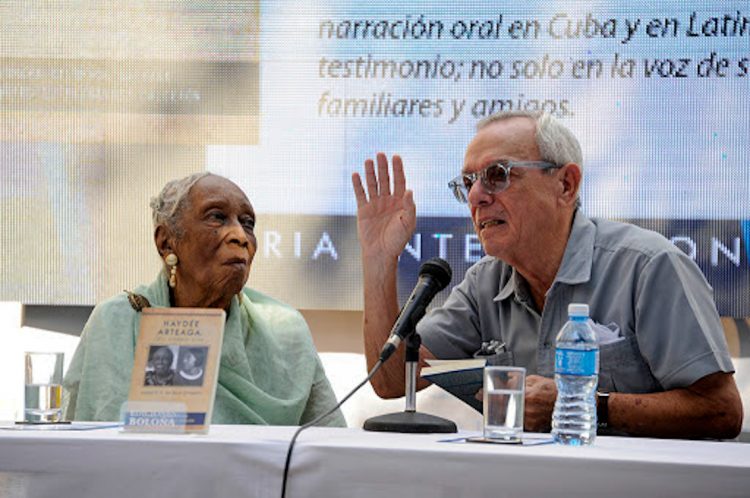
top-left (420, 358), bottom-right (486, 413)
top-left (124, 307), bottom-right (225, 433)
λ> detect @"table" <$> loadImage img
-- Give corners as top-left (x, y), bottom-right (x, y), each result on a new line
top-left (1, 424), bottom-right (748, 498)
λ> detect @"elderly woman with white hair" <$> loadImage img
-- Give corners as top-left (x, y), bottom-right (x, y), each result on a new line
top-left (63, 172), bottom-right (345, 427)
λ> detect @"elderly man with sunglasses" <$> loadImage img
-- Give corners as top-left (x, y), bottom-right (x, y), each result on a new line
top-left (352, 110), bottom-right (742, 439)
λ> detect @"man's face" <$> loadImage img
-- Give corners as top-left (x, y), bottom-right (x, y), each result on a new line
top-left (463, 117), bottom-right (561, 263)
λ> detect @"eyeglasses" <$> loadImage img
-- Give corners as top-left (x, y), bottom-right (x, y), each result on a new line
top-left (448, 160), bottom-right (558, 204)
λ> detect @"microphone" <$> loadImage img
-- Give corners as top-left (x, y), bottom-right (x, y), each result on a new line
top-left (379, 257), bottom-right (452, 362)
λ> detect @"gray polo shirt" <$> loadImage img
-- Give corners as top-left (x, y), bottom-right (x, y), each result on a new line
top-left (419, 210), bottom-right (734, 393)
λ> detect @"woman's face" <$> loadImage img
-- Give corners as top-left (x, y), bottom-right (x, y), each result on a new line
top-left (181, 351), bottom-right (197, 370)
top-left (169, 176), bottom-right (257, 308)
top-left (152, 347), bottom-right (173, 375)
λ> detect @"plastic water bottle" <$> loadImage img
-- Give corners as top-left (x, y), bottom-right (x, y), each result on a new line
top-left (551, 303), bottom-right (599, 446)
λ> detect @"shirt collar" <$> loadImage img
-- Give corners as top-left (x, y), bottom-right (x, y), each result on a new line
top-left (553, 210), bottom-right (595, 285)
top-left (493, 210), bottom-right (595, 301)
top-left (495, 268), bottom-right (521, 302)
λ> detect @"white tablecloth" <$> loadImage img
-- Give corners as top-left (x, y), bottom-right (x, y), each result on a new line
top-left (0, 424), bottom-right (748, 498)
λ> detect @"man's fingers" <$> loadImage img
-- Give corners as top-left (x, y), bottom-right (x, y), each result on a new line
top-left (405, 190), bottom-right (416, 219)
top-left (392, 154), bottom-right (406, 197)
top-left (358, 153), bottom-right (406, 205)
top-left (526, 374), bottom-right (544, 387)
top-left (376, 152), bottom-right (391, 196)
top-left (364, 158), bottom-right (378, 199)
top-left (352, 172), bottom-right (366, 209)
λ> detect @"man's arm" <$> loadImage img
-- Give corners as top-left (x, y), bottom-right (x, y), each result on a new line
top-left (608, 371), bottom-right (742, 439)
top-left (524, 371), bottom-right (743, 439)
top-left (352, 153), bottom-right (433, 398)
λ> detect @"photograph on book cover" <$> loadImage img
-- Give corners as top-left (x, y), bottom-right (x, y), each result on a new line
top-left (143, 345), bottom-right (208, 387)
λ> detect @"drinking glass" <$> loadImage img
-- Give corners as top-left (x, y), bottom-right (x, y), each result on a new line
top-left (483, 366), bottom-right (525, 443)
top-left (24, 352), bottom-right (64, 423)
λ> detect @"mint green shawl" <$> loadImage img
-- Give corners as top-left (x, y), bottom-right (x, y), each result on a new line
top-left (62, 274), bottom-right (345, 427)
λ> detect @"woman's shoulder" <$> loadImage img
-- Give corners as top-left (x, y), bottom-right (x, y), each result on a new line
top-left (241, 286), bottom-right (290, 306)
top-left (240, 287), bottom-right (311, 339)
top-left (88, 275), bottom-right (164, 323)
top-left (81, 291), bottom-right (141, 343)
top-left (89, 291), bottom-right (139, 320)
top-left (241, 287), bottom-right (302, 319)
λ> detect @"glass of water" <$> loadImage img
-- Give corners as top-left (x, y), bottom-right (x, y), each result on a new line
top-left (24, 352), bottom-right (64, 423)
top-left (483, 366), bottom-right (525, 443)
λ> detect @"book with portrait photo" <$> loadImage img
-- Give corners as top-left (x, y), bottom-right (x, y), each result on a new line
top-left (125, 307), bottom-right (225, 433)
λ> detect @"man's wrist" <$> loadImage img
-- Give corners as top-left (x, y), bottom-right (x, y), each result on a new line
top-left (361, 252), bottom-right (400, 272)
top-left (597, 391), bottom-right (610, 430)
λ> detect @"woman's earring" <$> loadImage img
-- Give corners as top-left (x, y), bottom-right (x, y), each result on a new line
top-left (165, 253), bottom-right (178, 288)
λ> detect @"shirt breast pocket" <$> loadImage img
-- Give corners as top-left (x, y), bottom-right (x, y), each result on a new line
top-left (598, 335), bottom-right (659, 393)
top-left (485, 350), bottom-right (515, 366)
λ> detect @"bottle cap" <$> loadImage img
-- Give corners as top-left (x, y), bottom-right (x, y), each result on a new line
top-left (568, 303), bottom-right (589, 317)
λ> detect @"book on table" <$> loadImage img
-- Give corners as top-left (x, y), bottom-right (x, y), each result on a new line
top-left (420, 358), bottom-right (486, 413)
top-left (124, 307), bottom-right (225, 433)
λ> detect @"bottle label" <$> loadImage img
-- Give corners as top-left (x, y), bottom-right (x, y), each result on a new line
top-left (555, 348), bottom-right (598, 376)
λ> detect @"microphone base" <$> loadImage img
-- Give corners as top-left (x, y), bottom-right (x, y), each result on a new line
top-left (363, 411), bottom-right (457, 434)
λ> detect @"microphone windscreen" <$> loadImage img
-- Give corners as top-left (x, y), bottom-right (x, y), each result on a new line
top-left (419, 257), bottom-right (452, 291)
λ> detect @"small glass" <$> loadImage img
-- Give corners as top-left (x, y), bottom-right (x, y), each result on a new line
top-left (483, 366), bottom-right (525, 443)
top-left (24, 352), bottom-right (64, 423)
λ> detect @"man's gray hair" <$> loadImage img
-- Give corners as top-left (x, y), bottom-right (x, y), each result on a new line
top-left (150, 172), bottom-right (211, 236)
top-left (476, 110), bottom-right (583, 171)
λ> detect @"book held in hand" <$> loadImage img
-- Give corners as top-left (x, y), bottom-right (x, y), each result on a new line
top-left (420, 358), bottom-right (486, 413)
top-left (123, 307), bottom-right (225, 433)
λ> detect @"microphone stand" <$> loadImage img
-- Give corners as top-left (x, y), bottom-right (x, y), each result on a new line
top-left (363, 331), bottom-right (457, 433)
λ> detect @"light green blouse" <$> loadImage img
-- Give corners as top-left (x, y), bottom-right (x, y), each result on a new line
top-left (62, 274), bottom-right (346, 427)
